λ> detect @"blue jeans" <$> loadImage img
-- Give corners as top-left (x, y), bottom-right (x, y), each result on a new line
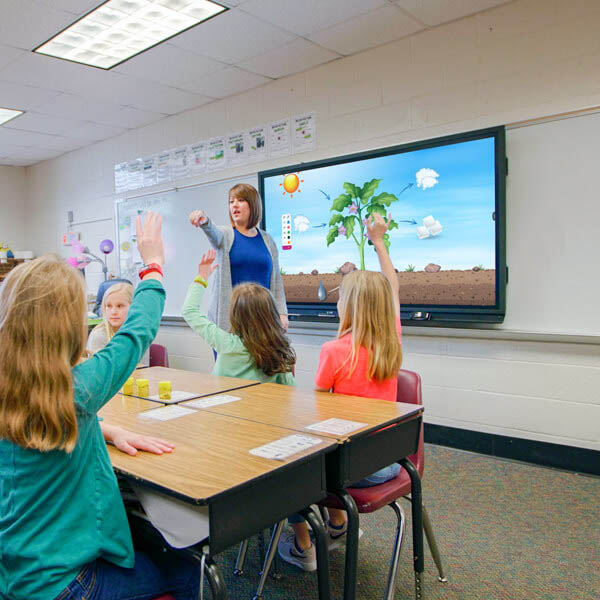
top-left (53, 550), bottom-right (200, 600)
top-left (287, 463), bottom-right (401, 524)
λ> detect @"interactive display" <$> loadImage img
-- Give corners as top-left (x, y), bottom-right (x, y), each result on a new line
top-left (259, 127), bottom-right (506, 324)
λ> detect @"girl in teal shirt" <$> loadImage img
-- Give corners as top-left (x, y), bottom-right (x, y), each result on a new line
top-left (0, 213), bottom-right (200, 600)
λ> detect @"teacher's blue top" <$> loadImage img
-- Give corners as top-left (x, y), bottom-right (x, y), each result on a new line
top-left (229, 228), bottom-right (272, 289)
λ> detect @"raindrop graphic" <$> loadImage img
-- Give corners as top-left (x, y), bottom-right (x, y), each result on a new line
top-left (317, 280), bottom-right (326, 301)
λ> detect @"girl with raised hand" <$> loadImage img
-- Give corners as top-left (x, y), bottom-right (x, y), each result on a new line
top-left (0, 212), bottom-right (201, 600)
top-left (182, 249), bottom-right (295, 385)
top-left (278, 213), bottom-right (403, 572)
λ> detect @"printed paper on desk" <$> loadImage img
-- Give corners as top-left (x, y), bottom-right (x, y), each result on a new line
top-left (250, 434), bottom-right (323, 461)
top-left (147, 391), bottom-right (200, 403)
top-left (139, 406), bottom-right (196, 421)
top-left (186, 395), bottom-right (241, 409)
top-left (306, 418), bottom-right (367, 435)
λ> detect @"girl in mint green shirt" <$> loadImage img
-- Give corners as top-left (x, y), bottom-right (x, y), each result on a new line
top-left (0, 213), bottom-right (200, 600)
top-left (182, 250), bottom-right (296, 386)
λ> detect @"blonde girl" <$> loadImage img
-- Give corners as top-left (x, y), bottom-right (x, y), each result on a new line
top-left (278, 213), bottom-right (403, 571)
top-left (88, 282), bottom-right (150, 367)
top-left (0, 213), bottom-right (201, 600)
top-left (182, 249), bottom-right (295, 384)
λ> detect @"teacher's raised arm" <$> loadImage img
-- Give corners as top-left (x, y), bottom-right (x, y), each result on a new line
top-left (189, 183), bottom-right (289, 332)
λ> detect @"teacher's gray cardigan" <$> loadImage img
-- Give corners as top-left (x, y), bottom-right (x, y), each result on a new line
top-left (198, 220), bottom-right (288, 331)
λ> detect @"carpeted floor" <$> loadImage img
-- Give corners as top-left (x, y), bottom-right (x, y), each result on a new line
top-left (211, 444), bottom-right (600, 600)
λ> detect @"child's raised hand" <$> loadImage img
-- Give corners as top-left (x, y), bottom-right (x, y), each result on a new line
top-left (189, 210), bottom-right (208, 227)
top-left (197, 249), bottom-right (218, 280)
top-left (366, 213), bottom-right (390, 244)
top-left (136, 211), bottom-right (164, 266)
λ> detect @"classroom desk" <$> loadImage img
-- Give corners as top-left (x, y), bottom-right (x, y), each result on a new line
top-left (99, 394), bottom-right (159, 418)
top-left (125, 366), bottom-right (260, 403)
top-left (181, 383), bottom-right (425, 600)
top-left (104, 406), bottom-right (338, 599)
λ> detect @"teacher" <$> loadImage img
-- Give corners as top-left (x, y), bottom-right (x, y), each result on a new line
top-left (189, 183), bottom-right (289, 332)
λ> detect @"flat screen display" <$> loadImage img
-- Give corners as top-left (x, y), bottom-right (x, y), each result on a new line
top-left (259, 127), bottom-right (506, 324)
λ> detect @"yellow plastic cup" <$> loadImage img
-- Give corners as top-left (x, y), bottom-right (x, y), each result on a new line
top-left (158, 381), bottom-right (172, 400)
top-left (136, 379), bottom-right (149, 398)
top-left (122, 377), bottom-right (134, 395)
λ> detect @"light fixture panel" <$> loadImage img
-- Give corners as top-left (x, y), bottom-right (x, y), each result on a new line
top-left (0, 108), bottom-right (24, 126)
top-left (33, 0), bottom-right (227, 69)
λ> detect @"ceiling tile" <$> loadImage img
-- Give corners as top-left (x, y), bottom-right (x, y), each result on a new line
top-left (0, 80), bottom-right (61, 111)
top-left (240, 0), bottom-right (386, 36)
top-left (0, 44), bottom-right (26, 71)
top-left (0, 127), bottom-right (59, 147)
top-left (309, 5), bottom-right (423, 56)
top-left (68, 121), bottom-right (127, 141)
top-left (239, 38), bottom-right (340, 79)
top-left (121, 79), bottom-right (215, 114)
top-left (0, 0), bottom-right (77, 50)
top-left (42, 135), bottom-right (90, 152)
top-left (180, 66), bottom-right (271, 98)
top-left (0, 142), bottom-right (63, 162)
top-left (33, 1), bottom-right (102, 16)
top-left (110, 106), bottom-right (168, 129)
top-left (3, 111), bottom-right (85, 135)
top-left (395, 0), bottom-right (512, 27)
top-left (113, 44), bottom-right (226, 87)
top-left (168, 9), bottom-right (296, 63)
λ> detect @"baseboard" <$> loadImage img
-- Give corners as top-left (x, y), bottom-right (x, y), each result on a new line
top-left (424, 424), bottom-right (600, 476)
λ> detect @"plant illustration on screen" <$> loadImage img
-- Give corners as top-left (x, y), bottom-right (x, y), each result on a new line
top-left (326, 179), bottom-right (410, 269)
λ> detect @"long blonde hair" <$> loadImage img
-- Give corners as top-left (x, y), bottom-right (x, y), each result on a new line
top-left (337, 270), bottom-right (402, 382)
top-left (95, 282), bottom-right (133, 341)
top-left (0, 255), bottom-right (87, 453)
top-left (230, 283), bottom-right (295, 377)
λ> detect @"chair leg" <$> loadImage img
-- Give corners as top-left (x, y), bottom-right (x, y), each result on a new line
top-left (234, 539), bottom-right (249, 576)
top-left (253, 520), bottom-right (286, 600)
top-left (384, 501), bottom-right (406, 600)
top-left (422, 505), bottom-right (447, 583)
top-left (300, 506), bottom-right (332, 600)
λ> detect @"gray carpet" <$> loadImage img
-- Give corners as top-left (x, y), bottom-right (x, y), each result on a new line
top-left (212, 444), bottom-right (600, 599)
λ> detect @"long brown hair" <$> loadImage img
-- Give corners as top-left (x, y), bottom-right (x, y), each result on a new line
top-left (337, 270), bottom-right (402, 382)
top-left (228, 183), bottom-right (262, 229)
top-left (0, 255), bottom-right (87, 452)
top-left (229, 283), bottom-right (295, 376)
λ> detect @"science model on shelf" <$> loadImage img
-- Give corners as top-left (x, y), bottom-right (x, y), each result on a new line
top-left (114, 112), bottom-right (317, 195)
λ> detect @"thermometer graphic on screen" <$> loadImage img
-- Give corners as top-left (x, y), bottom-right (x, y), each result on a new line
top-left (282, 213), bottom-right (292, 250)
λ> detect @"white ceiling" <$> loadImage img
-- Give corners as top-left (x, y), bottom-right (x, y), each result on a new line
top-left (0, 0), bottom-right (513, 166)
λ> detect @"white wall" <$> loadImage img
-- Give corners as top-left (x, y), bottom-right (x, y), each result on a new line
top-left (0, 166), bottom-right (27, 251)
top-left (25, 0), bottom-right (600, 451)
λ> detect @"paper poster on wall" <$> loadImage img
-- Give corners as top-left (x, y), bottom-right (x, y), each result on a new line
top-left (189, 141), bottom-right (207, 175)
top-left (156, 150), bottom-right (171, 184)
top-left (247, 125), bottom-right (267, 163)
top-left (269, 119), bottom-right (291, 158)
top-left (292, 112), bottom-right (316, 153)
top-left (114, 162), bottom-right (128, 193)
top-left (127, 159), bottom-right (143, 191)
top-left (171, 146), bottom-right (190, 180)
top-left (142, 155), bottom-right (157, 187)
top-left (207, 136), bottom-right (226, 171)
top-left (226, 131), bottom-right (247, 168)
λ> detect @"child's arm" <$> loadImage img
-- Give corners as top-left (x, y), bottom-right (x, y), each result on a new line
top-left (100, 422), bottom-right (175, 456)
top-left (367, 213), bottom-right (400, 316)
top-left (181, 250), bottom-right (238, 352)
top-left (190, 209), bottom-right (224, 249)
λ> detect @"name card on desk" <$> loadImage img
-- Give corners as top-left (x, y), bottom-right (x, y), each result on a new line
top-left (139, 406), bottom-right (196, 421)
top-left (306, 418), bottom-right (367, 435)
top-left (186, 395), bottom-right (241, 409)
top-left (250, 434), bottom-right (323, 461)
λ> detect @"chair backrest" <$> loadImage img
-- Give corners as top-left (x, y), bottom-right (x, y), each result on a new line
top-left (149, 343), bottom-right (169, 368)
top-left (396, 369), bottom-right (424, 477)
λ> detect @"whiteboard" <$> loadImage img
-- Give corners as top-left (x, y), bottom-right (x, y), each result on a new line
top-left (503, 112), bottom-right (600, 336)
top-left (116, 175), bottom-right (257, 317)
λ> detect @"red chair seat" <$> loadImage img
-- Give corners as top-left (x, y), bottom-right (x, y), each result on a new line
top-left (151, 596), bottom-right (176, 600)
top-left (322, 469), bottom-right (412, 513)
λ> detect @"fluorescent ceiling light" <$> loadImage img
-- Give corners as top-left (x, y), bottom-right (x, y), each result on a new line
top-left (33, 0), bottom-right (227, 70)
top-left (0, 108), bottom-right (24, 125)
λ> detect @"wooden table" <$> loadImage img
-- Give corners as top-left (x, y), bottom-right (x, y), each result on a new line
top-left (181, 383), bottom-right (425, 600)
top-left (99, 394), bottom-right (158, 418)
top-left (124, 366), bottom-right (260, 404)
top-left (104, 405), bottom-right (338, 599)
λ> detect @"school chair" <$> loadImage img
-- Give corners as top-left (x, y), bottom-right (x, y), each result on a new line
top-left (150, 343), bottom-right (169, 367)
top-left (319, 368), bottom-right (447, 599)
